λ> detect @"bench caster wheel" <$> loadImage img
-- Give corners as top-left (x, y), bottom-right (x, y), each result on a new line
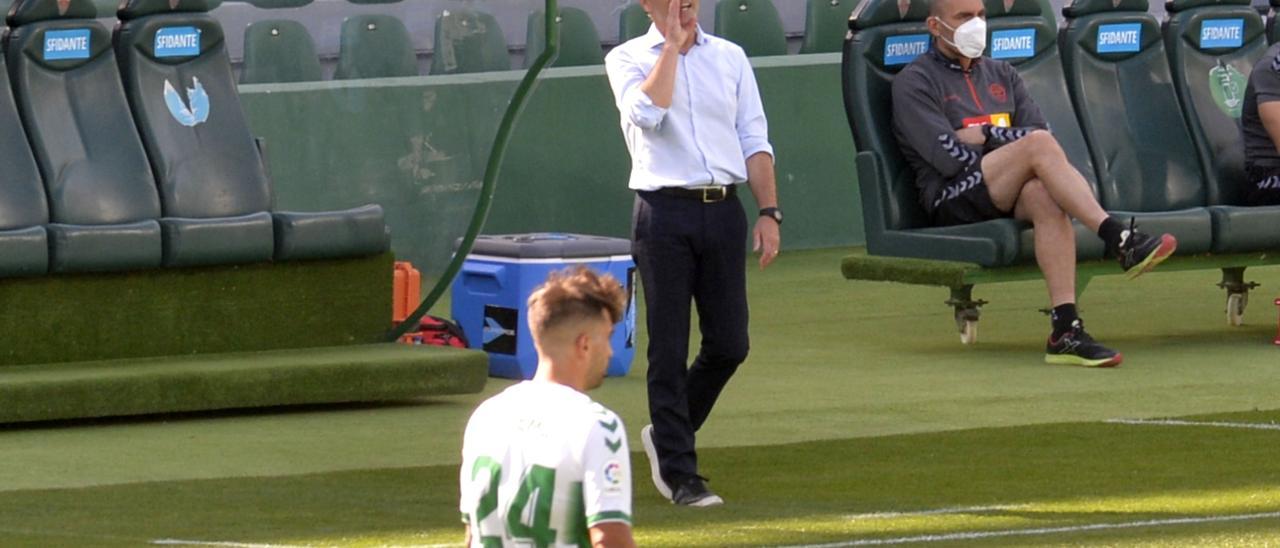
top-left (1219, 268), bottom-right (1258, 327)
top-left (947, 285), bottom-right (986, 345)
top-left (959, 318), bottom-right (978, 344)
top-left (1227, 292), bottom-right (1247, 327)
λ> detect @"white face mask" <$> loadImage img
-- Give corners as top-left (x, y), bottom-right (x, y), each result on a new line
top-left (935, 16), bottom-right (987, 59)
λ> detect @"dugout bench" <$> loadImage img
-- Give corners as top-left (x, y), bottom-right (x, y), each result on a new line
top-left (0, 0), bottom-right (486, 423)
top-left (841, 0), bottom-right (1280, 343)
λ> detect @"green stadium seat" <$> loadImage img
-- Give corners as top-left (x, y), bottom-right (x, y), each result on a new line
top-left (844, 0), bottom-right (1024, 266)
top-left (240, 19), bottom-right (323, 84)
top-left (114, 0), bottom-right (389, 264)
top-left (113, 0), bottom-right (275, 267)
top-left (333, 14), bottom-right (418, 80)
top-left (6, 0), bottom-right (164, 273)
top-left (984, 0), bottom-right (1105, 261)
top-left (801, 0), bottom-right (852, 54)
top-left (430, 8), bottom-right (510, 75)
top-left (715, 0), bottom-right (787, 57)
top-left (1060, 0), bottom-right (1213, 254)
top-left (0, 54), bottom-right (48, 278)
top-left (1268, 0), bottom-right (1280, 44)
top-left (1164, 0), bottom-right (1280, 252)
top-left (619, 2), bottom-right (651, 42)
top-left (525, 7), bottom-right (604, 68)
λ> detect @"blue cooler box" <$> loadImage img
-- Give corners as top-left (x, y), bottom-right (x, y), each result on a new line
top-left (452, 233), bottom-right (637, 379)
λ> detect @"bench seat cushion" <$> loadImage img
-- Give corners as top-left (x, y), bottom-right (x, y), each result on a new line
top-left (273, 204), bottom-right (389, 261)
top-left (161, 211), bottom-right (275, 267)
top-left (48, 220), bottom-right (163, 273)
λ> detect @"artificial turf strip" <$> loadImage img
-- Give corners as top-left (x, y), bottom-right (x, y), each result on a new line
top-left (0, 410), bottom-right (1277, 547)
top-left (0, 252), bottom-right (393, 366)
top-left (0, 344), bottom-right (487, 423)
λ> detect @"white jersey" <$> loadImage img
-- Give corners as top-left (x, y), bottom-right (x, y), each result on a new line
top-left (459, 381), bottom-right (632, 546)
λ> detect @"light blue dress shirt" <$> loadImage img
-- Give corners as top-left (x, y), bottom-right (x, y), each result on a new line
top-left (604, 24), bottom-right (774, 192)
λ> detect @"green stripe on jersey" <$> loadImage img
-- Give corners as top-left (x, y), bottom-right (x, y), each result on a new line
top-left (586, 511), bottom-right (632, 526)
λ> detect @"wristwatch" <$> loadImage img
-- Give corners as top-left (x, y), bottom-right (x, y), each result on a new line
top-left (759, 207), bottom-right (783, 226)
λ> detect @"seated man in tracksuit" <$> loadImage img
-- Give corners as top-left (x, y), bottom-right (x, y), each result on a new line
top-left (1241, 41), bottom-right (1280, 205)
top-left (891, 0), bottom-right (1177, 367)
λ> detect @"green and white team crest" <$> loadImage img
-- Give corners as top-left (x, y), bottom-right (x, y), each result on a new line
top-left (1209, 59), bottom-right (1247, 118)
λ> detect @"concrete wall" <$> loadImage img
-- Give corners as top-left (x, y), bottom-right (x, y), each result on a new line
top-left (240, 52), bottom-right (862, 275)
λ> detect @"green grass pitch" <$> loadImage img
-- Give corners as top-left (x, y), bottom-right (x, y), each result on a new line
top-left (2, 248), bottom-right (1279, 546)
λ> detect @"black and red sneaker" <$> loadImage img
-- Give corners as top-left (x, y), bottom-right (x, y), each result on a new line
top-left (1045, 319), bottom-right (1122, 368)
top-left (1117, 218), bottom-right (1177, 280)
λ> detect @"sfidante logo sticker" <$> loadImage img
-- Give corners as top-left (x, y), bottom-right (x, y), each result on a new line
top-left (44, 29), bottom-right (91, 61)
top-left (155, 27), bottom-right (201, 57)
top-left (1097, 23), bottom-right (1141, 54)
top-left (1199, 19), bottom-right (1244, 49)
top-left (991, 28), bottom-right (1036, 60)
top-left (884, 34), bottom-right (930, 66)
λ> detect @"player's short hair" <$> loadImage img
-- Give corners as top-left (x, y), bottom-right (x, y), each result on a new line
top-left (527, 266), bottom-right (626, 336)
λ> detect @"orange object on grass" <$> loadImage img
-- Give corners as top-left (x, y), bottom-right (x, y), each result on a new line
top-left (393, 261), bottom-right (421, 324)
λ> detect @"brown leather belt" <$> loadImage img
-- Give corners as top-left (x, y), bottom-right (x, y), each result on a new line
top-left (654, 185), bottom-right (737, 203)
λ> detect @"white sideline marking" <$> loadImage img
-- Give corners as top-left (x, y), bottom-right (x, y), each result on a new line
top-left (845, 504), bottom-right (1024, 520)
top-left (1105, 418), bottom-right (1280, 432)
top-left (150, 540), bottom-right (305, 548)
top-left (778, 511), bottom-right (1280, 547)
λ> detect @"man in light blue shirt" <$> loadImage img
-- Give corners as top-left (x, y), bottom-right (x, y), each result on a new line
top-left (604, 0), bottom-right (781, 508)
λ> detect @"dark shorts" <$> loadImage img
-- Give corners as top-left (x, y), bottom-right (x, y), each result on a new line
top-left (929, 162), bottom-right (1008, 226)
top-left (1246, 164), bottom-right (1280, 206)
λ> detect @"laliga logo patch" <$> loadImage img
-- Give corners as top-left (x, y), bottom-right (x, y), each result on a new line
top-left (603, 460), bottom-right (624, 491)
top-left (163, 77), bottom-right (210, 127)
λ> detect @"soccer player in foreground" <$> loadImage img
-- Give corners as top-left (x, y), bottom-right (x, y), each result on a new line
top-left (459, 266), bottom-right (636, 547)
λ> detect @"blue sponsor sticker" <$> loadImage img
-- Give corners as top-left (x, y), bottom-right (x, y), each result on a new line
top-left (155, 27), bottom-right (201, 58)
top-left (990, 28), bottom-right (1036, 60)
top-left (1096, 23), bottom-right (1142, 54)
top-left (884, 34), bottom-right (930, 66)
top-left (1199, 19), bottom-right (1244, 49)
top-left (43, 29), bottom-right (91, 61)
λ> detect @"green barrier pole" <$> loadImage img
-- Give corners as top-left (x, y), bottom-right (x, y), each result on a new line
top-left (389, 0), bottom-right (560, 341)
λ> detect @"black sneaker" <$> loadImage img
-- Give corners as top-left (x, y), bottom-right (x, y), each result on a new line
top-left (671, 476), bottom-right (724, 507)
top-left (1116, 218), bottom-right (1177, 280)
top-left (1045, 319), bottom-right (1122, 368)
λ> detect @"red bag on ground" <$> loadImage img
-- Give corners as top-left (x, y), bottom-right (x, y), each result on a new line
top-left (399, 315), bottom-right (469, 348)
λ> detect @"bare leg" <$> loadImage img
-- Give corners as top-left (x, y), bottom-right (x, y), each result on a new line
top-left (982, 130), bottom-right (1108, 232)
top-left (1013, 179), bottom-right (1075, 306)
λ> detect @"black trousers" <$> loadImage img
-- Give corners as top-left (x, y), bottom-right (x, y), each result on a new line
top-left (631, 189), bottom-right (750, 485)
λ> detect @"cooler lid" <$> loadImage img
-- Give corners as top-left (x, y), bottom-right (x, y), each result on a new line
top-left (458, 233), bottom-right (632, 259)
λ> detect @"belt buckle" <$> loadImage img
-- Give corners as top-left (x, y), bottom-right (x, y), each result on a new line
top-left (701, 186), bottom-right (726, 203)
